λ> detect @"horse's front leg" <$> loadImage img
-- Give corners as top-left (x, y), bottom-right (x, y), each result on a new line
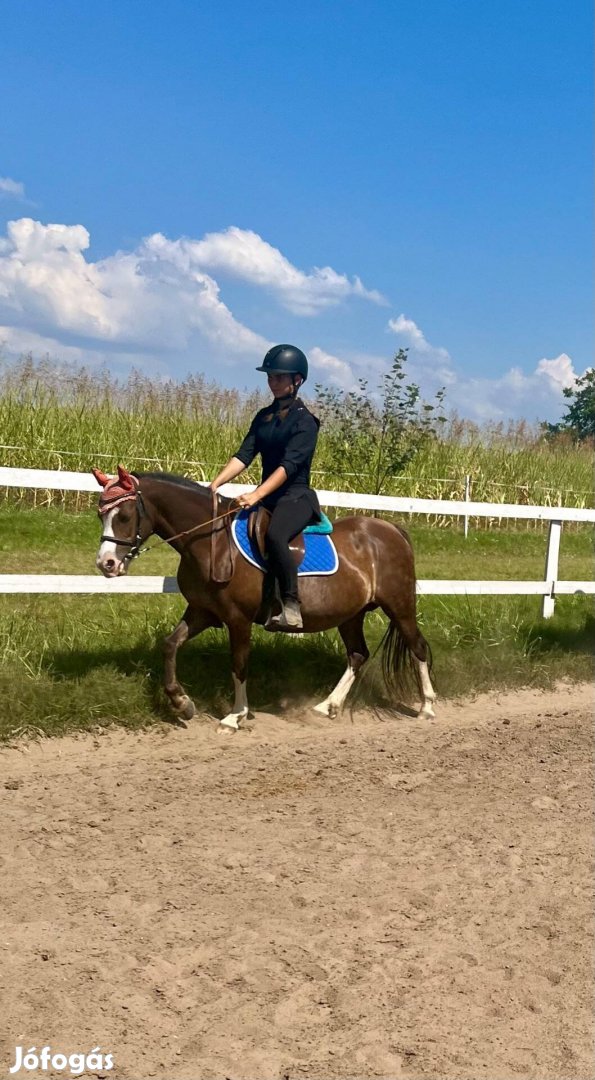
top-left (220, 616), bottom-right (252, 731)
top-left (163, 606), bottom-right (215, 720)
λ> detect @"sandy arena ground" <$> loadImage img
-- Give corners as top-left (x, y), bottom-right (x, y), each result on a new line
top-left (0, 683), bottom-right (593, 1080)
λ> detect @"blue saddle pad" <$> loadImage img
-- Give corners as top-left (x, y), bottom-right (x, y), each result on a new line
top-left (231, 509), bottom-right (339, 576)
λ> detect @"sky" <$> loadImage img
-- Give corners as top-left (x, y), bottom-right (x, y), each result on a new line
top-left (0, 0), bottom-right (592, 422)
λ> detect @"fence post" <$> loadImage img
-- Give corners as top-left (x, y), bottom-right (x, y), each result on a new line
top-left (464, 474), bottom-right (471, 538)
top-left (542, 520), bottom-right (562, 619)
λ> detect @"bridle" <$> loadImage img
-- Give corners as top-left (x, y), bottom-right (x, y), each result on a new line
top-left (98, 484), bottom-right (150, 566)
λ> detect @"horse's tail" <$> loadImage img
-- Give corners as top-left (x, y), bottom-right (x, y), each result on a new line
top-left (380, 621), bottom-right (435, 698)
top-left (380, 621), bottom-right (412, 699)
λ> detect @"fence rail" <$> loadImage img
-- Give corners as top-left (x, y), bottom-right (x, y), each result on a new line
top-left (1, 467), bottom-right (593, 618)
top-left (2, 467), bottom-right (595, 522)
top-left (1, 575), bottom-right (593, 598)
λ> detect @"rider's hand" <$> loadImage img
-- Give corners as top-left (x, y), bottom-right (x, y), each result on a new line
top-left (235, 491), bottom-right (260, 510)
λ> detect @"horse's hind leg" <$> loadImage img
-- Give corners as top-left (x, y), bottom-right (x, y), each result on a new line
top-left (415, 650), bottom-right (436, 719)
top-left (314, 612), bottom-right (369, 718)
top-left (404, 618), bottom-right (436, 719)
top-left (384, 606), bottom-right (436, 720)
top-left (163, 606), bottom-right (215, 720)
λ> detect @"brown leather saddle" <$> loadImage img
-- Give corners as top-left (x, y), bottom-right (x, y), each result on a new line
top-left (247, 505), bottom-right (306, 566)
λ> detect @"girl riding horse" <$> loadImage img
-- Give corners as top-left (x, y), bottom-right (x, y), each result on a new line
top-left (210, 344), bottom-right (321, 632)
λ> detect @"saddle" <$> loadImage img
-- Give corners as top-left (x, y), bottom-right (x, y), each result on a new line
top-left (247, 505), bottom-right (305, 566)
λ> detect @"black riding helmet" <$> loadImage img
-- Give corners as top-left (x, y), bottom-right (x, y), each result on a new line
top-left (256, 344), bottom-right (308, 383)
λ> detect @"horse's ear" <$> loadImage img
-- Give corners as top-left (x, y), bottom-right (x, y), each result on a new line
top-left (92, 468), bottom-right (111, 487)
top-left (117, 465), bottom-right (136, 491)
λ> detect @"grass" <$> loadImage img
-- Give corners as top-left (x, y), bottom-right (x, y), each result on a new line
top-left (0, 506), bottom-right (592, 741)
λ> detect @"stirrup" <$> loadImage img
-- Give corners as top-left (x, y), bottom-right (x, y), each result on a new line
top-left (263, 608), bottom-right (279, 631)
top-left (266, 600), bottom-right (303, 633)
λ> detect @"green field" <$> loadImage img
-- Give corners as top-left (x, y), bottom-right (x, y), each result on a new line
top-left (0, 505), bottom-right (592, 741)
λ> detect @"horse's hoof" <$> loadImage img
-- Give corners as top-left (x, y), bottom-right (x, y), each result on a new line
top-left (219, 714), bottom-right (240, 732)
top-left (176, 696), bottom-right (196, 721)
top-left (418, 706), bottom-right (436, 720)
top-left (313, 702), bottom-right (337, 719)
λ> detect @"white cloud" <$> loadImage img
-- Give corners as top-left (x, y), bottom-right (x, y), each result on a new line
top-left (387, 311), bottom-right (584, 421)
top-left (306, 340), bottom-right (581, 423)
top-left (0, 176), bottom-right (25, 199)
top-left (147, 227), bottom-right (386, 315)
top-left (0, 218), bottom-right (385, 379)
top-left (0, 217), bottom-right (269, 359)
top-left (535, 352), bottom-right (577, 391)
top-left (0, 217), bottom-right (582, 423)
top-left (388, 312), bottom-right (456, 386)
top-left (309, 346), bottom-right (358, 390)
top-left (446, 353), bottom-right (580, 422)
top-left (388, 313), bottom-right (448, 357)
top-left (0, 323), bottom-right (172, 382)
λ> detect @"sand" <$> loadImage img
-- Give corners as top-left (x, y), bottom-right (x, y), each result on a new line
top-left (0, 683), bottom-right (592, 1080)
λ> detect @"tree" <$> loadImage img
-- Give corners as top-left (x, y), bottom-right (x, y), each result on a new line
top-left (315, 348), bottom-right (446, 495)
top-left (543, 367), bottom-right (595, 441)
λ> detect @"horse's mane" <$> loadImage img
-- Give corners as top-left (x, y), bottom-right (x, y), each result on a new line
top-left (136, 471), bottom-right (232, 505)
top-left (137, 471), bottom-right (204, 490)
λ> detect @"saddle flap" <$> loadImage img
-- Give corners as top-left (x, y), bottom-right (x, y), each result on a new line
top-left (210, 490), bottom-right (235, 583)
top-left (248, 505), bottom-right (271, 563)
top-left (288, 535), bottom-right (305, 566)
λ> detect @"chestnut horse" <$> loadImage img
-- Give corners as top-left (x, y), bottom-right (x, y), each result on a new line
top-left (94, 466), bottom-right (436, 730)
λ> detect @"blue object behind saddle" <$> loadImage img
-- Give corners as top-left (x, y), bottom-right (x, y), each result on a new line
top-left (232, 509), bottom-right (339, 576)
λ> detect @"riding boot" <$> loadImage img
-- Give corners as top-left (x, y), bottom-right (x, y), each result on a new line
top-left (267, 598), bottom-right (303, 633)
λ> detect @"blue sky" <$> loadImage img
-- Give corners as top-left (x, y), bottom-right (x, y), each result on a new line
top-left (0, 0), bottom-right (591, 421)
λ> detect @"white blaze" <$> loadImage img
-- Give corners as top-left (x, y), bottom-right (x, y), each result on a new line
top-left (96, 507), bottom-right (127, 575)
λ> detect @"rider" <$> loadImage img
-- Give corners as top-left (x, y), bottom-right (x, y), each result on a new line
top-left (210, 344), bottom-right (321, 631)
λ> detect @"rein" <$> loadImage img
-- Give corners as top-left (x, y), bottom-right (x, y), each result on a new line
top-left (146, 505), bottom-right (238, 557)
top-left (99, 482), bottom-right (239, 565)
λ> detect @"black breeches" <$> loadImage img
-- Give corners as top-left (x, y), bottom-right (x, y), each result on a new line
top-left (266, 495), bottom-right (316, 601)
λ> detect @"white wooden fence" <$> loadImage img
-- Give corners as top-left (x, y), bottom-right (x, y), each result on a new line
top-left (1, 467), bottom-right (594, 619)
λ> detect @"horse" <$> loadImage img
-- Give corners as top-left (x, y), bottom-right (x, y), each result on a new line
top-left (93, 466), bottom-right (436, 730)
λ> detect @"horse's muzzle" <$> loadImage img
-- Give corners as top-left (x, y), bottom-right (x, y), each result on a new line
top-left (96, 554), bottom-right (128, 577)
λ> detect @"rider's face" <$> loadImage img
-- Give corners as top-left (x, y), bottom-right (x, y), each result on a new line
top-left (267, 372), bottom-right (298, 397)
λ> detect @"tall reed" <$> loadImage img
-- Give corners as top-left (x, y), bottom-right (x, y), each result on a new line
top-left (1, 355), bottom-right (592, 524)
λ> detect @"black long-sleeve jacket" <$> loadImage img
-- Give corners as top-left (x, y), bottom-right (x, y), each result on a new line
top-left (234, 396), bottom-right (321, 513)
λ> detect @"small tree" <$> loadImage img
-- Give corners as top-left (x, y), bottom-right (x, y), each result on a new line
top-left (543, 367), bottom-right (595, 441)
top-left (315, 349), bottom-right (446, 495)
